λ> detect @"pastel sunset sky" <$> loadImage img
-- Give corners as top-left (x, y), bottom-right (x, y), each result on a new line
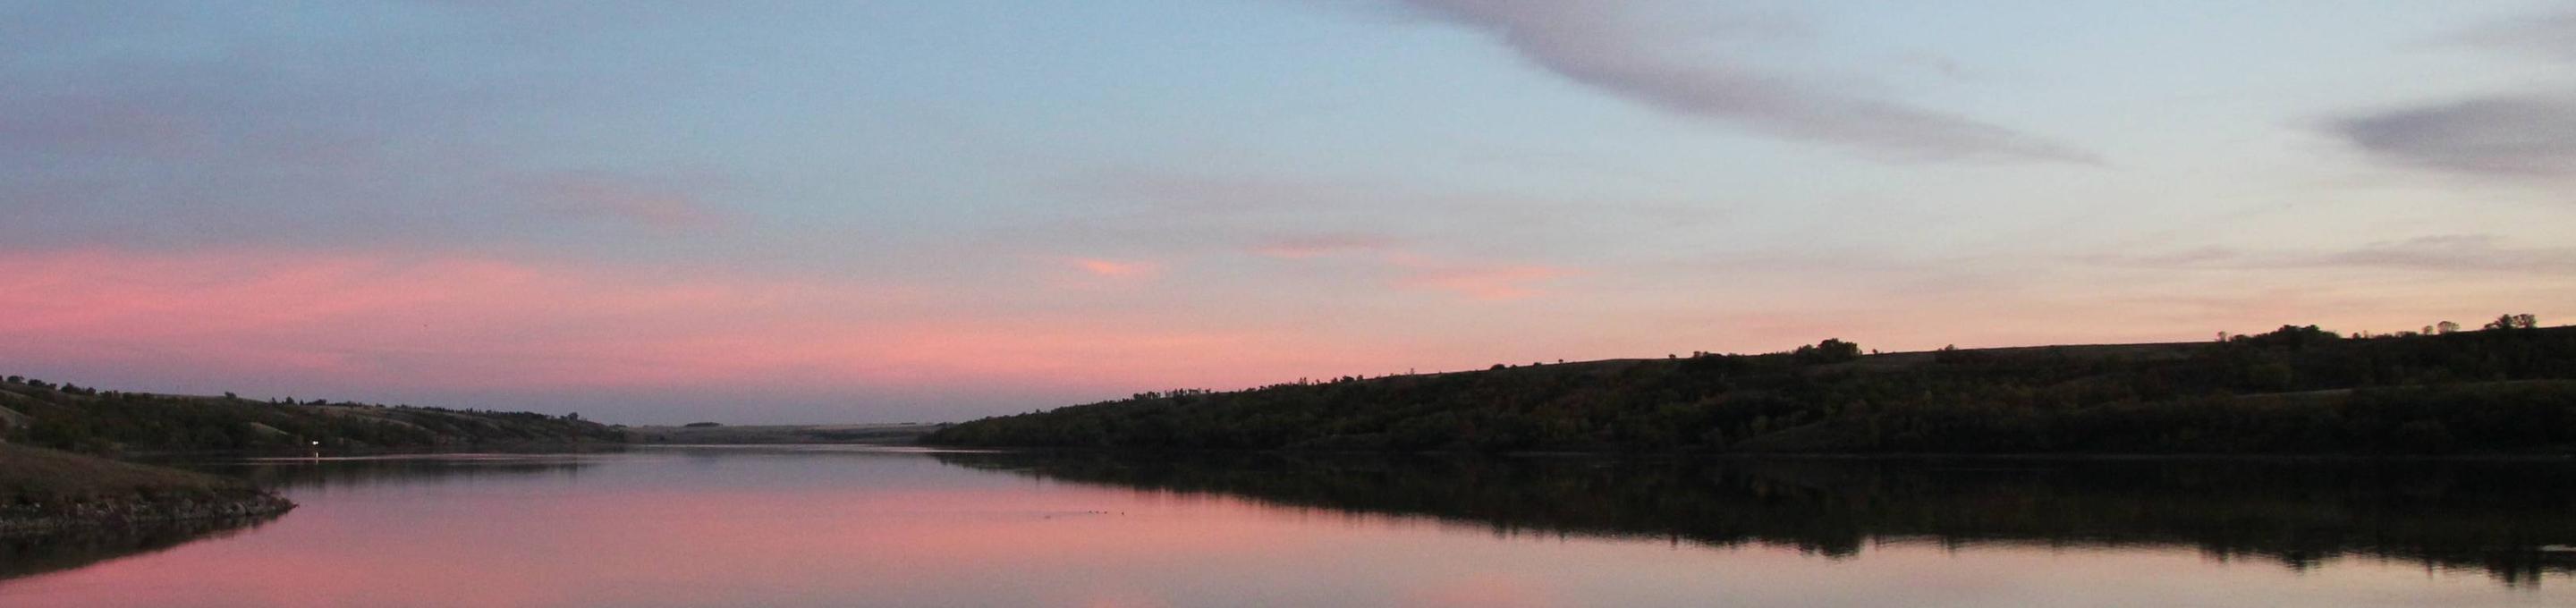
top-left (5, 1), bottom-right (2572, 423)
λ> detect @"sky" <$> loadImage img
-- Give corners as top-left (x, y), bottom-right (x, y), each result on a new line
top-left (4, 1), bottom-right (2573, 424)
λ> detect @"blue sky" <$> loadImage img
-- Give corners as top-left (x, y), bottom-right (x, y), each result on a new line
top-left (4, 1), bottom-right (2572, 423)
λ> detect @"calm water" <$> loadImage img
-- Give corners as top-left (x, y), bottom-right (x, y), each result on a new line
top-left (4, 447), bottom-right (2573, 607)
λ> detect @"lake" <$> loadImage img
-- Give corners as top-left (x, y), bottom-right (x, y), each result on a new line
top-left (4, 446), bottom-right (2572, 607)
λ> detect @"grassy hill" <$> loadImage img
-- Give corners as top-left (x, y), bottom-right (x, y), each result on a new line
top-left (924, 323), bottom-right (2576, 455)
top-left (0, 376), bottom-right (622, 454)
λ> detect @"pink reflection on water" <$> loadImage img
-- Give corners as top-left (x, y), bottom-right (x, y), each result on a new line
top-left (1, 453), bottom-right (2567, 608)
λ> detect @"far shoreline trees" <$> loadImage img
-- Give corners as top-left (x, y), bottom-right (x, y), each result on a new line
top-left (0, 377), bottom-right (623, 453)
top-left (928, 316), bottom-right (2572, 455)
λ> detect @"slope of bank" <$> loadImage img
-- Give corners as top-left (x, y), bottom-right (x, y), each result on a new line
top-left (0, 443), bottom-right (292, 538)
top-left (924, 324), bottom-right (2576, 454)
top-left (0, 376), bottom-right (623, 454)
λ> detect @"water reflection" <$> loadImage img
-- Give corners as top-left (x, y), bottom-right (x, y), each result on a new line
top-left (0, 452), bottom-right (603, 586)
top-left (933, 452), bottom-right (2576, 587)
top-left (0, 514), bottom-right (285, 581)
top-left (194, 452), bottom-right (607, 491)
top-left (5, 448), bottom-right (2570, 607)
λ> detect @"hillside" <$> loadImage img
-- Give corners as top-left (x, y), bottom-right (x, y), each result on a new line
top-left (0, 376), bottom-right (623, 454)
top-left (923, 323), bottom-right (2576, 454)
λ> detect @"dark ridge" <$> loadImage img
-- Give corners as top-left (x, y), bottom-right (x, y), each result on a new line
top-left (925, 323), bottom-right (2576, 455)
top-left (0, 376), bottom-right (622, 455)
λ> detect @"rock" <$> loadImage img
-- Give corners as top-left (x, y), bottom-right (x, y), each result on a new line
top-left (0, 493), bottom-right (297, 538)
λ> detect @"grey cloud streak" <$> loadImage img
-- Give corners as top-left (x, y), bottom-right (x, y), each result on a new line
top-left (2451, 11), bottom-right (2576, 63)
top-left (2333, 12), bottom-right (2576, 182)
top-left (2334, 95), bottom-right (2576, 179)
top-left (1386, 0), bottom-right (2097, 164)
top-left (2089, 235), bottom-right (2576, 275)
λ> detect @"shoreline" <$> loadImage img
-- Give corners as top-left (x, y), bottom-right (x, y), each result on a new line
top-left (911, 444), bottom-right (2576, 462)
top-left (0, 443), bottom-right (298, 540)
top-left (0, 494), bottom-right (295, 539)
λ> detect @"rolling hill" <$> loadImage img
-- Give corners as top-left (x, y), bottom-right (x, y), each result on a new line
top-left (924, 323), bottom-right (2576, 455)
top-left (0, 376), bottom-right (621, 454)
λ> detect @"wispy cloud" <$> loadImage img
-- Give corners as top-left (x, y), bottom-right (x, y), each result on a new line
top-left (1394, 263), bottom-right (1572, 300)
top-left (1382, 0), bottom-right (2094, 163)
top-left (2333, 12), bottom-right (2576, 182)
top-left (515, 171), bottom-right (733, 231)
top-left (0, 94), bottom-right (209, 157)
top-left (2321, 234), bottom-right (2576, 273)
top-left (2087, 234), bottom-right (2576, 274)
top-left (1058, 170), bottom-right (1724, 262)
top-left (2333, 94), bottom-right (2576, 180)
top-left (0, 248), bottom-right (1346, 398)
top-left (2448, 11), bottom-right (2576, 63)
top-left (1359, 251), bottom-right (1573, 300)
top-left (1240, 231), bottom-right (1571, 300)
top-left (1065, 258), bottom-right (1162, 279)
top-left (1249, 234), bottom-right (1400, 258)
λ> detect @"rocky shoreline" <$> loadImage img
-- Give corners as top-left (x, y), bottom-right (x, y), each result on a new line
top-left (1, 443), bottom-right (299, 541)
top-left (0, 493), bottom-right (296, 538)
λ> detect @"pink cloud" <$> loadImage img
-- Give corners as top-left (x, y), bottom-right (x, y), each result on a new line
top-left (0, 248), bottom-right (1377, 401)
top-left (1284, 250), bottom-right (1575, 300)
top-left (1250, 243), bottom-right (1574, 301)
top-left (1394, 264), bottom-right (1574, 300)
top-left (518, 171), bottom-right (729, 231)
top-left (1249, 234), bottom-right (1399, 259)
top-left (1067, 258), bottom-right (1161, 278)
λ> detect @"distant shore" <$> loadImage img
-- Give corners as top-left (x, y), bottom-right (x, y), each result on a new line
top-left (622, 422), bottom-right (943, 445)
top-left (925, 325), bottom-right (2576, 455)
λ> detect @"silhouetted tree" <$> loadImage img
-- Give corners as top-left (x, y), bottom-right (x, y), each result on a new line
top-left (2489, 314), bottom-right (2538, 331)
top-left (1792, 339), bottom-right (1863, 365)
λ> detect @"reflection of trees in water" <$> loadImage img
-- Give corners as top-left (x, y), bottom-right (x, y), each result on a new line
top-left (933, 452), bottom-right (2576, 587)
top-left (0, 512), bottom-right (284, 582)
top-left (174, 452), bottom-right (609, 491)
top-left (1, 452), bottom-right (606, 583)
top-left (1, 452), bottom-right (611, 585)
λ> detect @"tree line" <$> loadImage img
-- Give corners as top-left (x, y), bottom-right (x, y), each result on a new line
top-left (0, 377), bottom-right (622, 454)
top-left (924, 317), bottom-right (2576, 455)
